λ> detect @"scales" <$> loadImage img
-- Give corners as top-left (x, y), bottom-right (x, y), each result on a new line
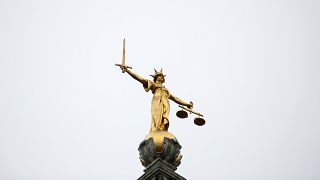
top-left (176, 105), bottom-right (206, 126)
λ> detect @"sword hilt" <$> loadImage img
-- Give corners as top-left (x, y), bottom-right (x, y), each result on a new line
top-left (115, 64), bottom-right (132, 73)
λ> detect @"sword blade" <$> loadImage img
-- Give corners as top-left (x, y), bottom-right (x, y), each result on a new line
top-left (120, 38), bottom-right (126, 73)
top-left (115, 38), bottom-right (131, 72)
top-left (122, 38), bottom-right (125, 66)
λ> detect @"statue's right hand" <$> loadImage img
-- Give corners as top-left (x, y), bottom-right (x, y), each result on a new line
top-left (120, 65), bottom-right (127, 73)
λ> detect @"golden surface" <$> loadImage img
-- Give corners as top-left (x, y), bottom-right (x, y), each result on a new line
top-left (115, 39), bottom-right (132, 72)
top-left (178, 105), bottom-right (203, 117)
top-left (115, 39), bottom-right (204, 133)
top-left (119, 67), bottom-right (193, 132)
top-left (144, 130), bottom-right (177, 153)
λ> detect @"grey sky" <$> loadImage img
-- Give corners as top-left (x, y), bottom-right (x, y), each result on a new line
top-left (1, 0), bottom-right (320, 179)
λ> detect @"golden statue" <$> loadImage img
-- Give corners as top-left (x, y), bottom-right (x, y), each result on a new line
top-left (116, 39), bottom-right (205, 134)
top-left (123, 67), bottom-right (193, 132)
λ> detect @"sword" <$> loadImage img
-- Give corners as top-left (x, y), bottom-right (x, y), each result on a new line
top-left (115, 38), bottom-right (132, 73)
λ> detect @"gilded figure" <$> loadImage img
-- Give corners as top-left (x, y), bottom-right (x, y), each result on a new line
top-left (118, 66), bottom-right (193, 132)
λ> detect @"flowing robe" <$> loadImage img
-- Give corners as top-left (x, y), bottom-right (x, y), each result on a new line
top-left (144, 80), bottom-right (170, 132)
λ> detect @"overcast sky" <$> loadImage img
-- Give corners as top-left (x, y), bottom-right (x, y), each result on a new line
top-left (1, 0), bottom-right (320, 179)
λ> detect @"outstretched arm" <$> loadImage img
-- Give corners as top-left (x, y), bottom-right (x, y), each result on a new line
top-left (120, 66), bottom-right (148, 87)
top-left (169, 94), bottom-right (193, 109)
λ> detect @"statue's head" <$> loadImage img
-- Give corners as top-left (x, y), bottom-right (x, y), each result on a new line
top-left (150, 68), bottom-right (166, 83)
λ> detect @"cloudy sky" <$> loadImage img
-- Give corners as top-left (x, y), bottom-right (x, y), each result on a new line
top-left (1, 0), bottom-right (320, 179)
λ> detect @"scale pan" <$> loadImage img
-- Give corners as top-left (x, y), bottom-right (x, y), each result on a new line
top-left (194, 117), bottom-right (206, 126)
top-left (176, 110), bottom-right (188, 118)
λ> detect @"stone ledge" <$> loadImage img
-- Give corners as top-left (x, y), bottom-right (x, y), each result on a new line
top-left (137, 158), bottom-right (186, 180)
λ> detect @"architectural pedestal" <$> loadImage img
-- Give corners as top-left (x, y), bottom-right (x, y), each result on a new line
top-left (137, 131), bottom-right (186, 180)
top-left (137, 158), bottom-right (186, 180)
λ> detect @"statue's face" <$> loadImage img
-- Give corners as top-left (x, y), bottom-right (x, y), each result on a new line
top-left (156, 75), bottom-right (164, 84)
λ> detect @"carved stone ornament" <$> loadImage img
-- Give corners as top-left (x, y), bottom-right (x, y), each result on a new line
top-left (138, 131), bottom-right (182, 168)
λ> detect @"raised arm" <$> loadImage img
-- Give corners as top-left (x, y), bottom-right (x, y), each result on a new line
top-left (169, 94), bottom-right (193, 109)
top-left (121, 67), bottom-right (148, 87)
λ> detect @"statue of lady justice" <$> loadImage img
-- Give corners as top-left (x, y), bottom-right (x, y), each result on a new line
top-left (116, 39), bottom-right (205, 167)
top-left (120, 67), bottom-right (193, 132)
top-left (116, 39), bottom-right (196, 134)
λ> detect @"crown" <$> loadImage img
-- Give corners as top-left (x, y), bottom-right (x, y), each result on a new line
top-left (150, 68), bottom-right (166, 78)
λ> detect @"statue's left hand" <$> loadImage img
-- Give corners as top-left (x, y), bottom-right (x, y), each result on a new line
top-left (187, 101), bottom-right (193, 109)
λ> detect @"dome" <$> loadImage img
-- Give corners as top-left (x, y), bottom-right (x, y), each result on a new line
top-left (138, 130), bottom-right (182, 168)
